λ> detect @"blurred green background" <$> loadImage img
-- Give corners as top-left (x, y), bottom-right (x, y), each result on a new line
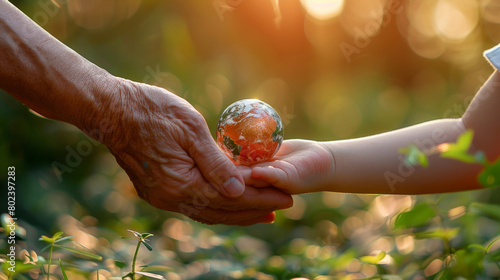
top-left (2, 0), bottom-right (500, 279)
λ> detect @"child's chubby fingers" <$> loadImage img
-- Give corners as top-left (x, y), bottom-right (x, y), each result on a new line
top-left (251, 165), bottom-right (288, 187)
top-left (251, 159), bottom-right (305, 194)
top-left (236, 164), bottom-right (273, 187)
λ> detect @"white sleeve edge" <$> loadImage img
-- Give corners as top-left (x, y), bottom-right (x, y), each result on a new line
top-left (484, 44), bottom-right (500, 70)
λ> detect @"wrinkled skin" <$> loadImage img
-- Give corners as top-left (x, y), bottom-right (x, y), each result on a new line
top-left (93, 78), bottom-right (293, 225)
top-left (0, 0), bottom-right (293, 226)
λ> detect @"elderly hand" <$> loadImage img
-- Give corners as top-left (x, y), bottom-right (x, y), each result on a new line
top-left (89, 78), bottom-right (293, 225)
top-left (0, 0), bottom-right (292, 225)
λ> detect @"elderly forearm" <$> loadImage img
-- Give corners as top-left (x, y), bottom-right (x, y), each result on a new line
top-left (0, 0), bottom-right (116, 131)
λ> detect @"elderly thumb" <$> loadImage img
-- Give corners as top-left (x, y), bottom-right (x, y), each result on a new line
top-left (191, 141), bottom-right (245, 198)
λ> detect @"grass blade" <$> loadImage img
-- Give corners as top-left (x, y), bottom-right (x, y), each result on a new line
top-left (59, 259), bottom-right (69, 280)
top-left (486, 236), bottom-right (500, 253)
top-left (54, 245), bottom-right (103, 261)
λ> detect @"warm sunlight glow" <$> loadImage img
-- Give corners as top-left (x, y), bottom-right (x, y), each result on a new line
top-left (434, 0), bottom-right (478, 40)
top-left (300, 0), bottom-right (344, 21)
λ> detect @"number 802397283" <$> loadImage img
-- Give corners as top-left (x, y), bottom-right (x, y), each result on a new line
top-left (7, 166), bottom-right (16, 217)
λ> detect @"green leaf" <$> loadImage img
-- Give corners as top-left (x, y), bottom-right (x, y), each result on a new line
top-left (141, 233), bottom-right (154, 239)
top-left (487, 252), bottom-right (500, 264)
top-left (418, 153), bottom-right (429, 167)
top-left (142, 241), bottom-right (154, 252)
top-left (471, 202), bottom-right (500, 220)
top-left (360, 251), bottom-right (386, 264)
top-left (413, 227), bottom-right (460, 241)
top-left (40, 243), bottom-right (52, 252)
top-left (1, 213), bottom-right (12, 230)
top-left (468, 244), bottom-right (486, 252)
top-left (40, 235), bottom-right (53, 243)
top-left (135, 271), bottom-right (166, 279)
top-left (54, 236), bottom-right (73, 244)
top-left (52, 232), bottom-right (64, 240)
top-left (399, 145), bottom-right (428, 167)
top-left (54, 245), bottom-right (103, 261)
top-left (441, 151), bottom-right (477, 163)
top-left (434, 268), bottom-right (453, 280)
top-left (59, 259), bottom-right (69, 280)
top-left (456, 130), bottom-right (474, 149)
top-left (39, 232), bottom-right (64, 244)
top-left (449, 248), bottom-right (485, 279)
top-left (128, 229), bottom-right (141, 239)
top-left (486, 236), bottom-right (500, 253)
top-left (115, 260), bottom-right (127, 269)
top-left (440, 130), bottom-right (477, 163)
top-left (357, 276), bottom-right (402, 280)
top-left (478, 159), bottom-right (500, 188)
top-left (381, 276), bottom-right (403, 280)
top-left (128, 230), bottom-right (153, 241)
top-left (393, 204), bottom-right (436, 230)
top-left (24, 252), bottom-right (34, 263)
top-left (140, 265), bottom-right (173, 273)
top-left (1, 214), bottom-right (26, 239)
top-left (2, 261), bottom-right (38, 275)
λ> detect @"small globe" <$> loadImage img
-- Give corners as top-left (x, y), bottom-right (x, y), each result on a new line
top-left (217, 99), bottom-right (284, 165)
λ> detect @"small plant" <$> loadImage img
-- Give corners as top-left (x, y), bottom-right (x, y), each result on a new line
top-left (38, 232), bottom-right (102, 278)
top-left (123, 229), bottom-right (165, 280)
top-left (394, 130), bottom-right (500, 278)
top-left (400, 130), bottom-right (500, 188)
top-left (391, 199), bottom-right (500, 279)
top-left (359, 251), bottom-right (388, 278)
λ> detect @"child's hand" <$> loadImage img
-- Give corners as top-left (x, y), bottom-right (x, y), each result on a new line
top-left (244, 140), bottom-right (336, 194)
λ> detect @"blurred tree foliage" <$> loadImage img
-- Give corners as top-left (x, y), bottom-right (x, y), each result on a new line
top-left (2, 0), bottom-right (500, 279)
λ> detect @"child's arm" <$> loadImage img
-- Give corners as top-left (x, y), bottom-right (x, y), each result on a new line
top-left (323, 118), bottom-right (483, 194)
top-left (250, 48), bottom-right (500, 195)
top-left (250, 119), bottom-right (482, 195)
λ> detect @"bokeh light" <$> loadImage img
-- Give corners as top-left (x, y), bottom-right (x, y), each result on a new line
top-left (67, 0), bottom-right (140, 29)
top-left (300, 0), bottom-right (344, 21)
top-left (434, 0), bottom-right (478, 41)
top-left (339, 0), bottom-right (385, 37)
top-left (2, 0), bottom-right (500, 279)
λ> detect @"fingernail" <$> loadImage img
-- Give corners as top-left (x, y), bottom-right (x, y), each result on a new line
top-left (223, 177), bottom-right (245, 197)
top-left (260, 212), bottom-right (276, 224)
